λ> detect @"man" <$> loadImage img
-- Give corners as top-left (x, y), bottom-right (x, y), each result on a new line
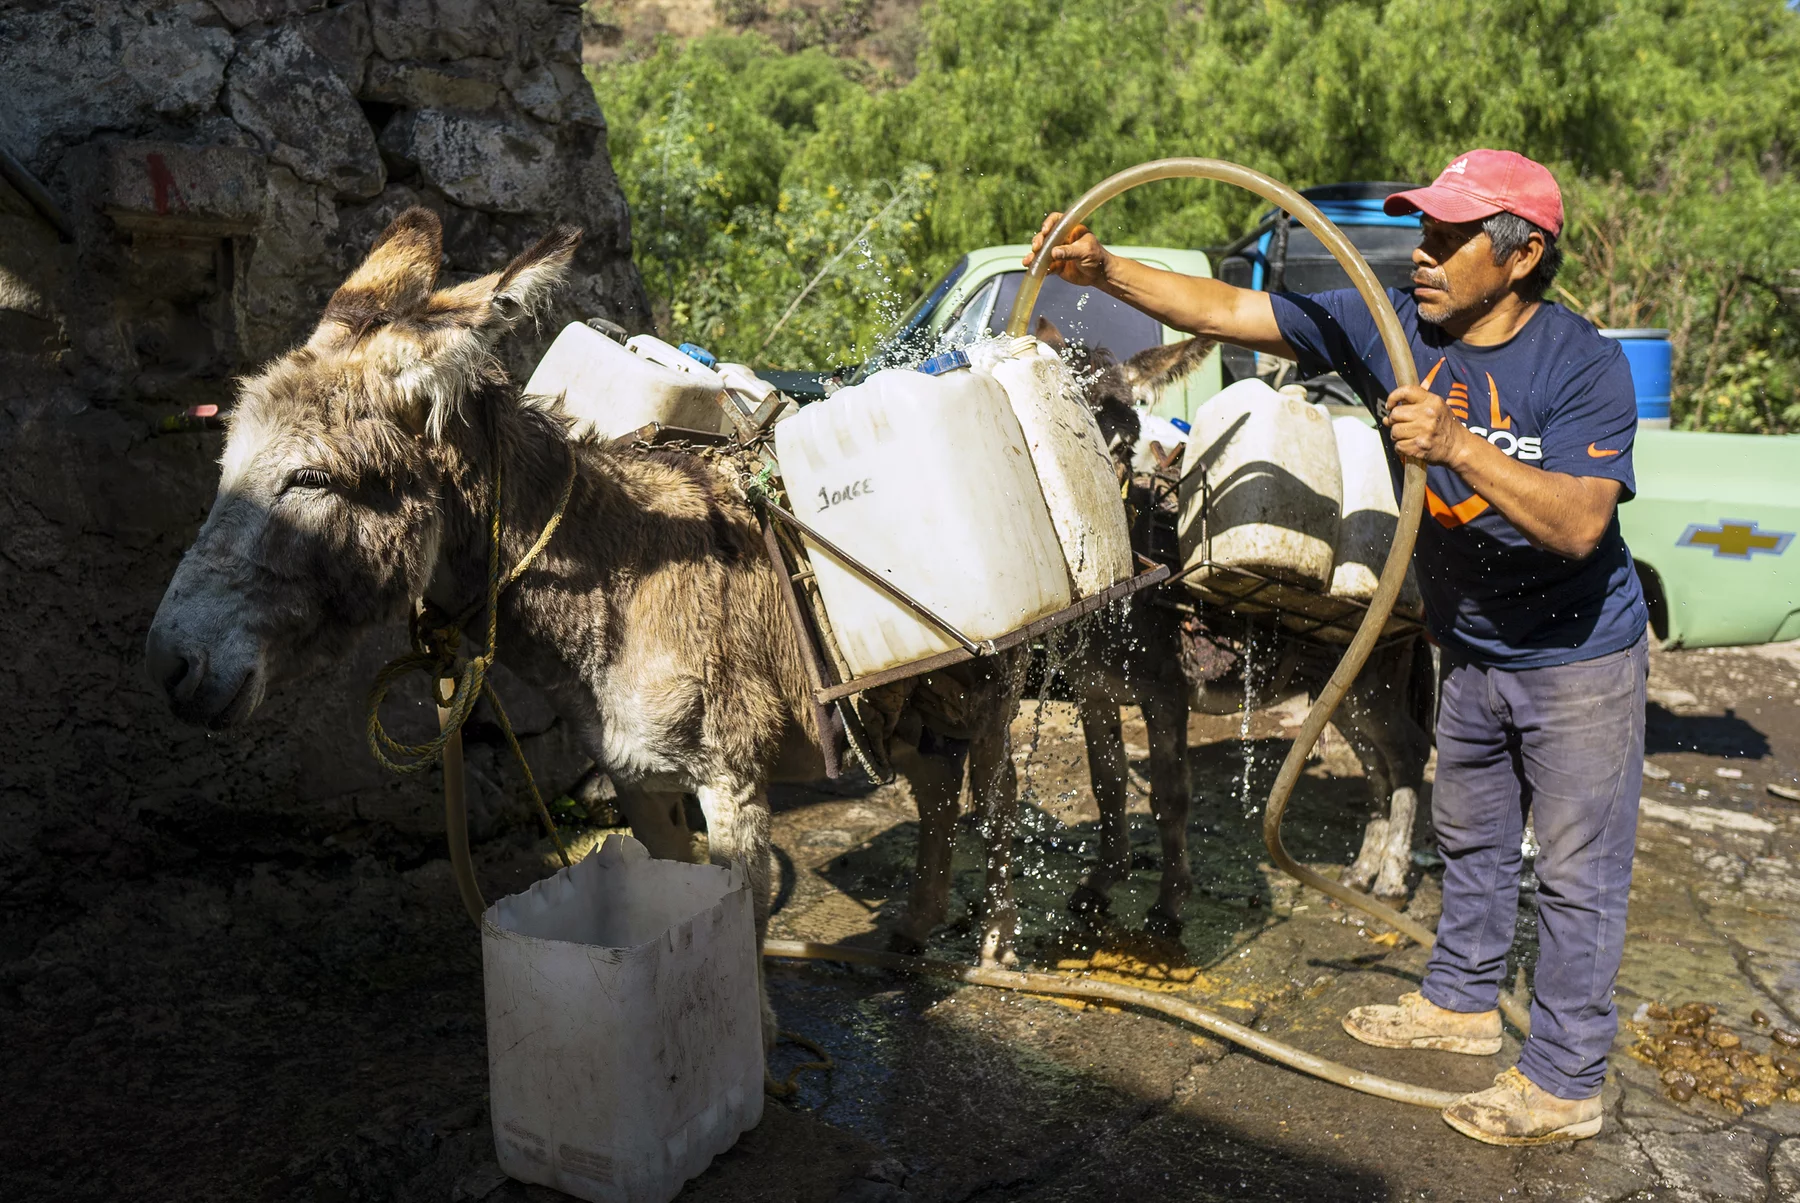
top-left (1027, 149), bottom-right (1648, 1146)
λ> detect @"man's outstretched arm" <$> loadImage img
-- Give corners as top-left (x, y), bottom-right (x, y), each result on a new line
top-left (1026, 214), bottom-right (1297, 358)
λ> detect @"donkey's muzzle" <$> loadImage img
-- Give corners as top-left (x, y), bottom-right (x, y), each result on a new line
top-left (145, 629), bottom-right (201, 704)
top-left (144, 621), bottom-right (255, 727)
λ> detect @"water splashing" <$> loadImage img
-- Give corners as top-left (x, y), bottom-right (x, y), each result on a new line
top-left (1238, 623), bottom-right (1260, 818)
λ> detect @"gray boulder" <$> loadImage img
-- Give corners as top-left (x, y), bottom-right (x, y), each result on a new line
top-left (211, 0), bottom-right (332, 29)
top-left (368, 0), bottom-right (511, 62)
top-left (0, 2), bottom-right (233, 167)
top-left (383, 108), bottom-right (560, 214)
top-left (298, 1), bottom-right (377, 94)
top-left (361, 57), bottom-right (507, 111)
top-left (227, 25), bottom-right (385, 199)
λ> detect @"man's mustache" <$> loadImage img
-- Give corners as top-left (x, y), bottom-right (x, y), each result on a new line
top-left (1413, 270), bottom-right (1449, 291)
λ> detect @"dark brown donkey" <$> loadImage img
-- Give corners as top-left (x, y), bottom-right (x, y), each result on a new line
top-left (144, 209), bottom-right (1030, 1048)
top-left (1041, 326), bottom-right (1435, 933)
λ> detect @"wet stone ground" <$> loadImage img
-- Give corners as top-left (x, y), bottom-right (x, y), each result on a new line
top-left (5, 641), bottom-right (1800, 1202)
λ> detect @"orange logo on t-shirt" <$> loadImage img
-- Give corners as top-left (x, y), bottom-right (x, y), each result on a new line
top-left (1427, 487), bottom-right (1491, 529)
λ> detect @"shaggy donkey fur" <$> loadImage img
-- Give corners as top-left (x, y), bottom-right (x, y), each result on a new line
top-left (1040, 324), bottom-right (1435, 929)
top-left (145, 209), bottom-right (1031, 1051)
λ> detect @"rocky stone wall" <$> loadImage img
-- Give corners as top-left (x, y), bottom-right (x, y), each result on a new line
top-left (0, 0), bottom-right (646, 911)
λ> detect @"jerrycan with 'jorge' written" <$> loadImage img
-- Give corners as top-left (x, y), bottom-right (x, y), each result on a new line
top-left (774, 363), bottom-right (1071, 678)
top-left (483, 835), bottom-right (763, 1203)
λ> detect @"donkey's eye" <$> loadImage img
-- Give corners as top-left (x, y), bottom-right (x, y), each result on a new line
top-left (285, 468), bottom-right (335, 492)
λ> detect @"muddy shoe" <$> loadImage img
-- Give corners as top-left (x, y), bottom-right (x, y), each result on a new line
top-left (1342, 990), bottom-right (1503, 1054)
top-left (1442, 1067), bottom-right (1603, 1146)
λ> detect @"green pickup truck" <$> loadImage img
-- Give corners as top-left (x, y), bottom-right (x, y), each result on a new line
top-left (768, 185), bottom-right (1798, 650)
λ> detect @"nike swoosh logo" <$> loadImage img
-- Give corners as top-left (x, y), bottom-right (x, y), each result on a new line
top-left (1587, 444), bottom-right (1621, 458)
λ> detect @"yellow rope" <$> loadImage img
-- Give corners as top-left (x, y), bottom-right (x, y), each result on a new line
top-left (764, 1030), bottom-right (835, 1098)
top-left (365, 437), bottom-right (579, 868)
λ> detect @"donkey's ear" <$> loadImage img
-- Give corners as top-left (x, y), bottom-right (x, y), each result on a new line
top-left (1034, 316), bottom-right (1066, 351)
top-left (419, 225), bottom-right (583, 337)
top-left (379, 225), bottom-right (582, 438)
top-left (311, 208), bottom-right (444, 349)
top-left (1120, 337), bottom-right (1217, 398)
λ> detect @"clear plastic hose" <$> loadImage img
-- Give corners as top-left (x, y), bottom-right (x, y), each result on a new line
top-left (1006, 159), bottom-right (1528, 1037)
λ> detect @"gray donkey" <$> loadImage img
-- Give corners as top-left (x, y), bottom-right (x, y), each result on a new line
top-left (1041, 323), bottom-right (1434, 933)
top-left (144, 209), bottom-right (1031, 1049)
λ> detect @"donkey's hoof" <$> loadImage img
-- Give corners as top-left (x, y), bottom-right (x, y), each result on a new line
top-left (1068, 884), bottom-right (1111, 919)
top-left (1144, 907), bottom-right (1186, 941)
top-left (886, 930), bottom-right (927, 957)
top-left (979, 946), bottom-right (1020, 970)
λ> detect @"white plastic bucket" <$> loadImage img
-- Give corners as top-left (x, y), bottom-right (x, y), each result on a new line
top-left (483, 835), bottom-right (764, 1203)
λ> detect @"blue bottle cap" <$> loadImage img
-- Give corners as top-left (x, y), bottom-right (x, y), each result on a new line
top-left (677, 342), bottom-right (717, 369)
top-left (1169, 418), bottom-right (1191, 434)
top-left (916, 349), bottom-right (971, 376)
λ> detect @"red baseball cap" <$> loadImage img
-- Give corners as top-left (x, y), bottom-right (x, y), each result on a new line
top-left (1383, 150), bottom-right (1564, 237)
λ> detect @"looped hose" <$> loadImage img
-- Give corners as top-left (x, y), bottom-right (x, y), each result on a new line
top-left (366, 436), bottom-right (580, 874)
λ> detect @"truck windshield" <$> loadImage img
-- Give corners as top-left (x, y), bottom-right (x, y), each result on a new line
top-left (978, 271), bottom-right (1164, 362)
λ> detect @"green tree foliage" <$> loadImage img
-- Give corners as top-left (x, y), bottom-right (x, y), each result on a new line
top-left (593, 0), bottom-right (1800, 430)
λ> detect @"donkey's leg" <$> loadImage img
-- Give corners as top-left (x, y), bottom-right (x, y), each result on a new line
top-left (1071, 695), bottom-right (1131, 918)
top-left (1142, 686), bottom-right (1193, 938)
top-left (888, 736), bottom-right (967, 956)
top-left (695, 780), bottom-right (777, 1051)
top-left (613, 786), bottom-right (696, 862)
top-left (968, 714), bottom-right (1021, 968)
top-left (1336, 717), bottom-right (1392, 895)
top-left (1336, 668), bottom-right (1428, 900)
top-left (1371, 786), bottom-right (1419, 900)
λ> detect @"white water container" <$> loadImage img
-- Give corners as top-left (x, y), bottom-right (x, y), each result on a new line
top-left (523, 324), bottom-right (725, 440)
top-left (983, 338), bottom-right (1134, 596)
top-left (1327, 415), bottom-right (1424, 615)
top-left (717, 362), bottom-right (776, 409)
top-left (1132, 412), bottom-right (1190, 474)
top-left (1329, 415), bottom-right (1397, 602)
top-left (715, 361), bottom-right (798, 429)
top-left (483, 836), bottom-right (763, 1203)
top-left (1177, 377), bottom-right (1341, 591)
top-left (774, 366), bottom-right (1071, 677)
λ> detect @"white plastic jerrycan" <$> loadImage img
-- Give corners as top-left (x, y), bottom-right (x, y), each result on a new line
top-left (1327, 414), bottom-right (1422, 614)
top-left (483, 835), bottom-right (763, 1203)
top-left (774, 363), bottom-right (1071, 678)
top-left (976, 337), bottom-right (1134, 597)
top-left (523, 324), bottom-right (726, 440)
top-left (1177, 377), bottom-right (1342, 591)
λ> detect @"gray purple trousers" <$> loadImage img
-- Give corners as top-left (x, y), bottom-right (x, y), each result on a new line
top-left (1420, 633), bottom-right (1648, 1100)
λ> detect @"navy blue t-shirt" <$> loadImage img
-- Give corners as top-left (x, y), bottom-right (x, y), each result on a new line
top-left (1271, 288), bottom-right (1647, 668)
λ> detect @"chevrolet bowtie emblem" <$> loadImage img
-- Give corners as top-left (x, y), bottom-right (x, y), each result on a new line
top-left (1676, 519), bottom-right (1794, 559)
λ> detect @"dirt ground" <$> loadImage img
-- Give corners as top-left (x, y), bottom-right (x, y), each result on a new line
top-left (5, 638), bottom-right (1800, 1202)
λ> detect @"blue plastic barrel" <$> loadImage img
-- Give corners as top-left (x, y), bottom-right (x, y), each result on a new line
top-left (1599, 329), bottom-right (1672, 422)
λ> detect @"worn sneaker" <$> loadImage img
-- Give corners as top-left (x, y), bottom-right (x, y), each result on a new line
top-left (1341, 990), bottom-right (1503, 1055)
top-left (1442, 1067), bottom-right (1603, 1146)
